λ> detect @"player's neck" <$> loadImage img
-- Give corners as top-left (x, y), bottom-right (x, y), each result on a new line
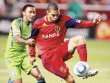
top-left (22, 17), bottom-right (30, 25)
top-left (46, 16), bottom-right (52, 22)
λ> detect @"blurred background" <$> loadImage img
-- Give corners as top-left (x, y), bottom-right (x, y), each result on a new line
top-left (0, 0), bottom-right (110, 83)
top-left (0, 0), bottom-right (110, 39)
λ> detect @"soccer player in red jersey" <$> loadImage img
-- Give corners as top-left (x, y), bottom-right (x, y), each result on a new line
top-left (29, 2), bottom-right (101, 83)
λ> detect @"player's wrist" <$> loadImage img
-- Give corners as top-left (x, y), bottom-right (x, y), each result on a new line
top-left (25, 39), bottom-right (35, 45)
top-left (25, 40), bottom-right (28, 45)
top-left (92, 21), bottom-right (97, 26)
top-left (25, 39), bottom-right (31, 45)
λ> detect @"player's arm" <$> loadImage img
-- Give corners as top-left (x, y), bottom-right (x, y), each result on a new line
top-left (12, 20), bottom-right (35, 45)
top-left (65, 15), bottom-right (101, 28)
top-left (29, 28), bottom-right (39, 64)
top-left (14, 35), bottom-right (35, 45)
top-left (28, 19), bottom-right (41, 64)
top-left (29, 44), bottom-right (36, 65)
top-left (29, 28), bottom-right (39, 38)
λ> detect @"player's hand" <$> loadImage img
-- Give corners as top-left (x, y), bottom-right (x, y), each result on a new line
top-left (26, 38), bottom-right (35, 45)
top-left (30, 56), bottom-right (36, 65)
top-left (93, 14), bottom-right (102, 25)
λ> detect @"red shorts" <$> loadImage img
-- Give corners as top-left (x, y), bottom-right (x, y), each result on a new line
top-left (41, 40), bottom-right (73, 78)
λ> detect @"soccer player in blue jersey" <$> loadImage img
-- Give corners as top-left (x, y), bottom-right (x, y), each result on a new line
top-left (5, 4), bottom-right (46, 83)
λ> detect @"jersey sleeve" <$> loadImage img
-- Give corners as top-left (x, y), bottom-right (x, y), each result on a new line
top-left (32, 19), bottom-right (42, 29)
top-left (29, 45), bottom-right (36, 57)
top-left (11, 19), bottom-right (21, 36)
top-left (65, 19), bottom-right (82, 28)
top-left (65, 19), bottom-right (94, 28)
top-left (29, 20), bottom-right (40, 57)
top-left (75, 20), bottom-right (94, 28)
top-left (30, 19), bottom-right (40, 38)
top-left (30, 28), bottom-right (39, 38)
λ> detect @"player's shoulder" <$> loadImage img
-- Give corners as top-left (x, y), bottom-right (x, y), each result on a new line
top-left (60, 15), bottom-right (71, 21)
top-left (33, 17), bottom-right (45, 25)
top-left (33, 16), bottom-right (46, 29)
top-left (12, 18), bottom-right (22, 25)
top-left (13, 18), bottom-right (22, 22)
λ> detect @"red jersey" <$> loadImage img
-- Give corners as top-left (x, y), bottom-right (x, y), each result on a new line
top-left (32, 15), bottom-right (71, 55)
top-left (31, 15), bottom-right (94, 56)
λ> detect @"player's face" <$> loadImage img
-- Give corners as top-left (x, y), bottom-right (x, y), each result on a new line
top-left (47, 10), bottom-right (60, 23)
top-left (22, 7), bottom-right (36, 22)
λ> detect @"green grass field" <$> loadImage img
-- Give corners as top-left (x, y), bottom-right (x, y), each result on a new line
top-left (0, 35), bottom-right (110, 83)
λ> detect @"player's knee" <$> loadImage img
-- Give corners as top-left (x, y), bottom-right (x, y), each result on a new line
top-left (65, 73), bottom-right (75, 83)
top-left (75, 35), bottom-right (85, 41)
top-left (70, 35), bottom-right (85, 46)
top-left (37, 75), bottom-right (46, 83)
top-left (31, 72), bottom-right (42, 80)
top-left (66, 78), bottom-right (75, 83)
top-left (67, 78), bottom-right (75, 83)
top-left (73, 35), bottom-right (85, 45)
top-left (71, 79), bottom-right (75, 83)
top-left (36, 74), bottom-right (42, 80)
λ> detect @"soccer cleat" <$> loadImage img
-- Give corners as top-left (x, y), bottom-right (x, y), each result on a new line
top-left (83, 69), bottom-right (98, 79)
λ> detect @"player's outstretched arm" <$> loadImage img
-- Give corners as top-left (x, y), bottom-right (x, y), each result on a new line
top-left (65, 15), bottom-right (101, 29)
top-left (75, 14), bottom-right (102, 28)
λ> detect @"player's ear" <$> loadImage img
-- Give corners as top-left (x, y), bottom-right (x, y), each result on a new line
top-left (22, 11), bottom-right (25, 16)
top-left (46, 10), bottom-right (49, 15)
top-left (58, 9), bottom-right (60, 14)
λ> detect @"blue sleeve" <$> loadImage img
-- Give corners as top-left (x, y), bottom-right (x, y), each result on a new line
top-left (65, 19), bottom-right (82, 28)
top-left (30, 28), bottom-right (39, 38)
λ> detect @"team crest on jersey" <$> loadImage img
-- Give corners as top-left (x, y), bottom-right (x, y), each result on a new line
top-left (55, 26), bottom-right (60, 32)
top-left (60, 66), bottom-right (66, 73)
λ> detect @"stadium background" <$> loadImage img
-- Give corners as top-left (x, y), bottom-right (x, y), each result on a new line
top-left (0, 0), bottom-right (110, 83)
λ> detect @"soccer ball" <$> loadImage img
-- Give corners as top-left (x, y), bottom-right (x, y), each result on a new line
top-left (73, 61), bottom-right (89, 77)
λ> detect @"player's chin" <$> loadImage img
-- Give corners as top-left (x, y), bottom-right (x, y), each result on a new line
top-left (52, 20), bottom-right (58, 22)
top-left (29, 18), bottom-right (34, 22)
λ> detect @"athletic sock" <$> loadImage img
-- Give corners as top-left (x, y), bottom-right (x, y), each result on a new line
top-left (77, 44), bottom-right (87, 62)
top-left (37, 78), bottom-right (46, 83)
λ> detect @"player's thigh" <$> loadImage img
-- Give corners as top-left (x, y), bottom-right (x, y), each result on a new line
top-left (68, 35), bottom-right (85, 52)
top-left (5, 52), bottom-right (22, 80)
top-left (57, 40), bottom-right (73, 61)
top-left (42, 51), bottom-right (69, 78)
top-left (21, 54), bottom-right (33, 75)
top-left (6, 60), bottom-right (22, 80)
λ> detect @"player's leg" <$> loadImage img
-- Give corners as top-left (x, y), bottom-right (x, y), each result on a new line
top-left (30, 67), bottom-right (46, 83)
top-left (65, 73), bottom-right (75, 83)
top-left (5, 53), bottom-right (23, 83)
top-left (68, 35), bottom-right (98, 78)
top-left (7, 64), bottom-right (22, 83)
top-left (68, 35), bottom-right (87, 62)
top-left (22, 54), bottom-right (46, 83)
top-left (41, 49), bottom-right (75, 83)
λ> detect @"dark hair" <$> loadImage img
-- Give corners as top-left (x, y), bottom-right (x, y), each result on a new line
top-left (47, 2), bottom-right (59, 11)
top-left (22, 4), bottom-right (35, 11)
